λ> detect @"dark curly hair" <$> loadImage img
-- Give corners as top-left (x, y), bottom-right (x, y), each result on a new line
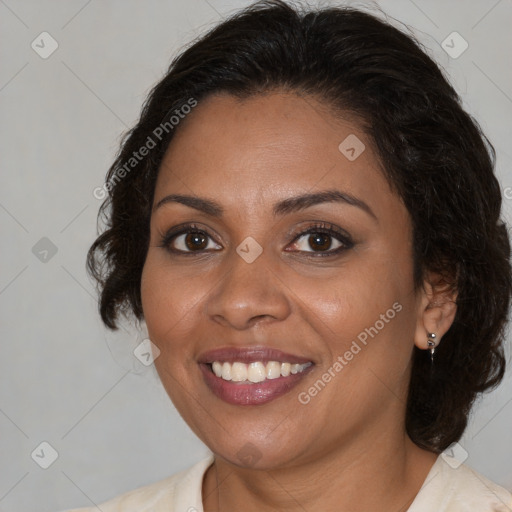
top-left (87, 0), bottom-right (511, 453)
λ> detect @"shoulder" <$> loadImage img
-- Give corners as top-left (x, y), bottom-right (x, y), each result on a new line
top-left (64, 453), bottom-right (214, 512)
top-left (408, 454), bottom-right (512, 512)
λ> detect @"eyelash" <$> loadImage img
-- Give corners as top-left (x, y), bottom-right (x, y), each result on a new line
top-left (158, 222), bottom-right (354, 258)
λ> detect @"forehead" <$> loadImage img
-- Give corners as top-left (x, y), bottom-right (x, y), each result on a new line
top-left (154, 91), bottom-right (398, 218)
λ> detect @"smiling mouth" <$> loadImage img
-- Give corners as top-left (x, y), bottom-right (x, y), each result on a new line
top-left (197, 346), bottom-right (315, 405)
top-left (199, 360), bottom-right (314, 406)
top-left (208, 360), bottom-right (313, 383)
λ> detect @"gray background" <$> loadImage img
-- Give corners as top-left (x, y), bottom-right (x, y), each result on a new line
top-left (0, 0), bottom-right (511, 510)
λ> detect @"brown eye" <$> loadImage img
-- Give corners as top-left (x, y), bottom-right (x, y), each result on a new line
top-left (293, 231), bottom-right (344, 253)
top-left (286, 222), bottom-right (354, 257)
top-left (307, 233), bottom-right (333, 251)
top-left (160, 225), bottom-right (222, 254)
top-left (184, 232), bottom-right (208, 251)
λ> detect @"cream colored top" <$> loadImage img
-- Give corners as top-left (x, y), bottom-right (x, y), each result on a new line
top-left (66, 452), bottom-right (512, 512)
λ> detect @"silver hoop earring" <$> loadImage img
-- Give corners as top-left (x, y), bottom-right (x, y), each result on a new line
top-left (427, 333), bottom-right (437, 363)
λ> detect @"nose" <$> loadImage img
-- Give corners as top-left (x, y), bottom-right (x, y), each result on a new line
top-left (205, 249), bottom-right (292, 330)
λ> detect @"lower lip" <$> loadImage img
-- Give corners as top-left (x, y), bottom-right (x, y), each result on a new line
top-left (199, 363), bottom-right (314, 405)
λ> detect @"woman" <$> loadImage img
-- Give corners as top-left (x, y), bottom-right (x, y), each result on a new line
top-left (70, 0), bottom-right (512, 510)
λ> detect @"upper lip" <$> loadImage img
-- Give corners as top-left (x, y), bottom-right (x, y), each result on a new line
top-left (198, 346), bottom-right (313, 365)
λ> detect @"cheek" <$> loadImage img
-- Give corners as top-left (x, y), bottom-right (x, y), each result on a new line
top-left (294, 262), bottom-right (402, 334)
top-left (297, 251), bottom-right (416, 377)
top-left (140, 254), bottom-right (203, 353)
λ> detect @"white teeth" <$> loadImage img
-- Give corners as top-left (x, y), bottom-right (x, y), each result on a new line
top-left (248, 362), bottom-right (266, 383)
top-left (212, 361), bottom-right (222, 377)
top-left (231, 362), bottom-right (248, 381)
top-left (221, 362), bottom-right (232, 381)
top-left (266, 361), bottom-right (281, 379)
top-left (209, 360), bottom-right (312, 382)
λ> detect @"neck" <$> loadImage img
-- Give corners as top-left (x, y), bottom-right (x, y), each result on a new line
top-left (202, 428), bottom-right (438, 512)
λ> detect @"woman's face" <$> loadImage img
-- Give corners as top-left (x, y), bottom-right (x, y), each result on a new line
top-left (141, 91), bottom-right (425, 469)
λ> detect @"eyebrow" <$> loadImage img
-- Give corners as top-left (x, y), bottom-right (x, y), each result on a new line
top-left (153, 189), bottom-right (377, 221)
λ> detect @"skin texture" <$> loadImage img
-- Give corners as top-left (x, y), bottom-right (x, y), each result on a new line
top-left (140, 91), bottom-right (457, 511)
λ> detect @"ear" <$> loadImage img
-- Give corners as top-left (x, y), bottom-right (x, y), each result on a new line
top-left (414, 271), bottom-right (458, 351)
